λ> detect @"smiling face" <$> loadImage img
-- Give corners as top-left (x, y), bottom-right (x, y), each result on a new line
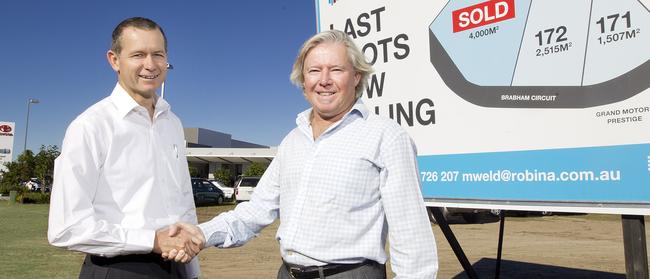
top-left (302, 42), bottom-right (360, 124)
top-left (107, 27), bottom-right (167, 100)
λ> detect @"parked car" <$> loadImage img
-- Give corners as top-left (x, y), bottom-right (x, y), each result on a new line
top-left (234, 176), bottom-right (261, 202)
top-left (23, 178), bottom-right (46, 192)
top-left (209, 179), bottom-right (234, 200)
top-left (191, 178), bottom-right (225, 205)
top-left (427, 206), bottom-right (497, 224)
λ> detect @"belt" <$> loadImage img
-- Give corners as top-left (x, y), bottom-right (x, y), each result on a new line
top-left (284, 260), bottom-right (374, 279)
top-left (89, 253), bottom-right (166, 266)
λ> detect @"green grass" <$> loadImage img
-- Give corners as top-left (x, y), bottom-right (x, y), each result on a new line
top-left (0, 201), bottom-right (85, 279)
top-left (0, 201), bottom-right (236, 279)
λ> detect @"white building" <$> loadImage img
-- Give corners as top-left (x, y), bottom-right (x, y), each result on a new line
top-left (184, 128), bottom-right (276, 183)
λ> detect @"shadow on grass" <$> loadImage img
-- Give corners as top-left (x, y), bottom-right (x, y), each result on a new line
top-left (451, 258), bottom-right (625, 279)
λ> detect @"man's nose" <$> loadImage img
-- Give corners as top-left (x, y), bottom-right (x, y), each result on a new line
top-left (143, 55), bottom-right (156, 70)
top-left (319, 71), bottom-right (332, 86)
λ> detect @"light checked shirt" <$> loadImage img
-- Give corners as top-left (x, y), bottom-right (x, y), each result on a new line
top-left (47, 83), bottom-right (200, 278)
top-left (199, 100), bottom-right (438, 278)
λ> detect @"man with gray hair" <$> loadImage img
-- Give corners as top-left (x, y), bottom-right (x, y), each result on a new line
top-left (169, 29), bottom-right (438, 278)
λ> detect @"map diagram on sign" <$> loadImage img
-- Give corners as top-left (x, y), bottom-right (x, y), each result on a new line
top-left (429, 0), bottom-right (650, 108)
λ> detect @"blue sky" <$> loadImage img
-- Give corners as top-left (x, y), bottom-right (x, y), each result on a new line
top-left (0, 0), bottom-right (317, 158)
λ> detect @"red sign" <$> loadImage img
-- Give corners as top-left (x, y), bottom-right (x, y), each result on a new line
top-left (452, 0), bottom-right (515, 33)
top-left (0, 125), bottom-right (11, 133)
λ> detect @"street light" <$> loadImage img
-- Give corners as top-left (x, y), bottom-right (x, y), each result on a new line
top-left (161, 63), bottom-right (173, 99)
top-left (23, 98), bottom-right (40, 153)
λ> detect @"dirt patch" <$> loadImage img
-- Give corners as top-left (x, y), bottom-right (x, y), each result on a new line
top-left (196, 205), bottom-right (647, 278)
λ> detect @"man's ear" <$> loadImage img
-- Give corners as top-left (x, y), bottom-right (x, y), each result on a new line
top-left (354, 72), bottom-right (361, 88)
top-left (107, 50), bottom-right (120, 73)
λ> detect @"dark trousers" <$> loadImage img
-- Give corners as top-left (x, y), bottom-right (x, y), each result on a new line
top-left (277, 261), bottom-right (386, 279)
top-left (79, 253), bottom-right (188, 279)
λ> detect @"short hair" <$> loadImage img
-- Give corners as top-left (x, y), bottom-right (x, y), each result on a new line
top-left (290, 30), bottom-right (373, 99)
top-left (111, 17), bottom-right (167, 54)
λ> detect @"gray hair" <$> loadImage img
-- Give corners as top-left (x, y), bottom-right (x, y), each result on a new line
top-left (290, 30), bottom-right (374, 99)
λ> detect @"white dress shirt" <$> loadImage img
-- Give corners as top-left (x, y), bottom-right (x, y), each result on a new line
top-left (199, 100), bottom-right (438, 278)
top-left (47, 83), bottom-right (200, 277)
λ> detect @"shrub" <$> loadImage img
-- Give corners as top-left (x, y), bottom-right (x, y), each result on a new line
top-left (188, 166), bottom-right (200, 178)
top-left (243, 162), bottom-right (267, 177)
top-left (213, 167), bottom-right (232, 186)
top-left (19, 192), bottom-right (50, 204)
top-left (0, 184), bottom-right (25, 195)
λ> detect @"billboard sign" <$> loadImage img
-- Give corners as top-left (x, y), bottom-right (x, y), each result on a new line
top-left (316, 0), bottom-right (650, 214)
top-left (0, 122), bottom-right (15, 173)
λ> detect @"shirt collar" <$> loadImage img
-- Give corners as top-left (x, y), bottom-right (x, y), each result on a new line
top-left (109, 83), bottom-right (170, 119)
top-left (296, 99), bottom-right (369, 130)
top-left (154, 96), bottom-right (171, 118)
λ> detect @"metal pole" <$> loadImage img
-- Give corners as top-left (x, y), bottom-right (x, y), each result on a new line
top-left (161, 63), bottom-right (173, 99)
top-left (23, 98), bottom-right (39, 153)
top-left (23, 100), bottom-right (31, 153)
top-left (622, 215), bottom-right (649, 279)
top-left (161, 82), bottom-right (166, 99)
top-left (495, 210), bottom-right (506, 279)
top-left (430, 207), bottom-right (479, 279)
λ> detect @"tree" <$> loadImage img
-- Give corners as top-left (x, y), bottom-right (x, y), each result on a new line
top-left (16, 150), bottom-right (36, 182)
top-left (0, 146), bottom-right (60, 194)
top-left (0, 161), bottom-right (23, 194)
top-left (0, 149), bottom-right (36, 194)
top-left (243, 162), bottom-right (267, 177)
top-left (213, 166), bottom-right (232, 186)
top-left (34, 145), bottom-right (60, 192)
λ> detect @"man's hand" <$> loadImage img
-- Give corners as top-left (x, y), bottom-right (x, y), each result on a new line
top-left (153, 223), bottom-right (205, 263)
top-left (158, 222), bottom-right (206, 263)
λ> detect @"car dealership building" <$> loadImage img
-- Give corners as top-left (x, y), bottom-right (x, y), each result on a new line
top-left (184, 127), bottom-right (276, 182)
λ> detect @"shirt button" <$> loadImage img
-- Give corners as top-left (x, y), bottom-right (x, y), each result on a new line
top-left (287, 251), bottom-right (294, 256)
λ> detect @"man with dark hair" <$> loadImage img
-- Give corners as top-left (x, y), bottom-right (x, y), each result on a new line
top-left (110, 17), bottom-right (168, 54)
top-left (48, 17), bottom-right (202, 278)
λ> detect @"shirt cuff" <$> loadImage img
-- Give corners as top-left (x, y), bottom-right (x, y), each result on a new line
top-left (198, 221), bottom-right (226, 248)
top-left (125, 228), bottom-right (157, 254)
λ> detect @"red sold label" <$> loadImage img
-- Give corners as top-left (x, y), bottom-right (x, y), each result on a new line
top-left (452, 0), bottom-right (515, 33)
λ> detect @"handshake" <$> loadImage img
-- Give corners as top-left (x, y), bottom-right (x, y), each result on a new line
top-left (152, 222), bottom-right (205, 263)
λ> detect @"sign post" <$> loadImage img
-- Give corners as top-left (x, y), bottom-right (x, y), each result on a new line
top-left (622, 215), bottom-right (649, 279)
